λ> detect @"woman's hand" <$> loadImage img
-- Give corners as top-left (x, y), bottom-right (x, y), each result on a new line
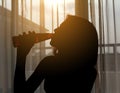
top-left (17, 31), bottom-right (36, 56)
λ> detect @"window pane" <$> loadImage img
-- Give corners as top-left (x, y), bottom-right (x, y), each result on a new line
top-left (44, 0), bottom-right (75, 47)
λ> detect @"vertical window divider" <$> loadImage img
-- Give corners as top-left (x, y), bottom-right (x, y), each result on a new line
top-left (64, 0), bottom-right (66, 19)
top-left (56, 2), bottom-right (59, 26)
top-left (40, 0), bottom-right (45, 58)
top-left (52, 2), bottom-right (54, 33)
top-left (112, 1), bottom-right (119, 92)
top-left (30, 0), bottom-right (32, 21)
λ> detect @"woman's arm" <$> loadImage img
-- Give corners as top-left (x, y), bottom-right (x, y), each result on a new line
top-left (14, 32), bottom-right (36, 92)
top-left (14, 49), bottom-right (27, 92)
top-left (14, 32), bottom-right (46, 93)
top-left (25, 61), bottom-right (45, 92)
top-left (14, 47), bottom-right (45, 93)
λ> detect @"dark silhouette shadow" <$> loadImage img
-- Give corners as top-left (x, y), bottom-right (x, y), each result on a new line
top-left (14, 15), bottom-right (98, 93)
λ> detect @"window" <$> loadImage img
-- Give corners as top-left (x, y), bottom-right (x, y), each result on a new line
top-left (17, 0), bottom-right (75, 56)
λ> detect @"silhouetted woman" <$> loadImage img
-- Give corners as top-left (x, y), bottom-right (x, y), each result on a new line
top-left (14, 15), bottom-right (98, 93)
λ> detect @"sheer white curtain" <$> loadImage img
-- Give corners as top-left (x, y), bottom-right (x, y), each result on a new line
top-left (0, 0), bottom-right (44, 92)
top-left (0, 0), bottom-right (75, 93)
top-left (89, 0), bottom-right (120, 93)
top-left (0, 0), bottom-right (14, 93)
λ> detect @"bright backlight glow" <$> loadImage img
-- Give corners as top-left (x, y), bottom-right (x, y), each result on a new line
top-left (45, 0), bottom-right (63, 6)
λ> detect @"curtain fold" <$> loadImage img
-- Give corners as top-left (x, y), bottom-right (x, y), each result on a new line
top-left (0, 1), bottom-right (12, 93)
top-left (90, 0), bottom-right (120, 93)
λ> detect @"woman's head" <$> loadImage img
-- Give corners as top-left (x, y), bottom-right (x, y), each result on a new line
top-left (50, 15), bottom-right (98, 59)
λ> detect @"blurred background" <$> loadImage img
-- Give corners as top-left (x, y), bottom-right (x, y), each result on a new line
top-left (0, 0), bottom-right (120, 93)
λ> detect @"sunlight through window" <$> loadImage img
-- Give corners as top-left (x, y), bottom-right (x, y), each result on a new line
top-left (0, 0), bottom-right (11, 10)
top-left (45, 0), bottom-right (63, 6)
top-left (17, 0), bottom-right (75, 55)
top-left (44, 0), bottom-right (75, 49)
